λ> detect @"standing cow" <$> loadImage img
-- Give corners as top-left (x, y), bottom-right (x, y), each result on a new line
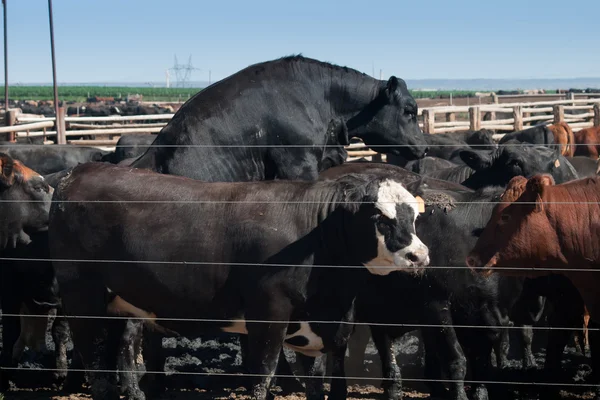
top-left (0, 153), bottom-right (55, 391)
top-left (466, 175), bottom-right (600, 398)
top-left (49, 162), bottom-right (429, 400)
top-left (132, 55), bottom-right (427, 181)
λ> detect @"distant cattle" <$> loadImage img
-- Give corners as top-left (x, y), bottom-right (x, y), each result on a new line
top-left (574, 126), bottom-right (600, 158)
top-left (49, 162), bottom-right (428, 400)
top-left (132, 55), bottom-right (427, 181)
top-left (0, 144), bottom-right (110, 175)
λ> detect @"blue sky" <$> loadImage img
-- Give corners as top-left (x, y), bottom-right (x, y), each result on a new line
top-left (1, 0), bottom-right (599, 84)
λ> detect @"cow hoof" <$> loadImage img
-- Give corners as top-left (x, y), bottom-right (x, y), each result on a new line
top-left (471, 385), bottom-right (489, 400)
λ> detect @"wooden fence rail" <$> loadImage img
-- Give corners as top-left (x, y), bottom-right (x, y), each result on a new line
top-left (419, 100), bottom-right (600, 134)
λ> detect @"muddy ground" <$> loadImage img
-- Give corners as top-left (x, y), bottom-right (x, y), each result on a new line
top-left (1, 315), bottom-right (597, 400)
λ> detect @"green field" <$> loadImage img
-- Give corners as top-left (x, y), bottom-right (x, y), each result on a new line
top-left (0, 86), bottom-right (202, 102)
top-left (0, 86), bottom-right (560, 102)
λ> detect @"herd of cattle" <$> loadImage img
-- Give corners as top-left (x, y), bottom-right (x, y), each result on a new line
top-left (2, 55), bottom-right (600, 400)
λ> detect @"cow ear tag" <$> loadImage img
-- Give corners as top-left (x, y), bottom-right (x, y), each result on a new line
top-left (554, 159), bottom-right (560, 168)
top-left (415, 196), bottom-right (425, 213)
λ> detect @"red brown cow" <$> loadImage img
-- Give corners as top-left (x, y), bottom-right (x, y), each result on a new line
top-left (465, 174), bottom-right (600, 395)
top-left (574, 126), bottom-right (600, 159)
top-left (466, 174), bottom-right (600, 318)
top-left (548, 122), bottom-right (575, 157)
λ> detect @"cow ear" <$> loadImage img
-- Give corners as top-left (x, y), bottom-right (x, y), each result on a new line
top-left (526, 175), bottom-right (554, 213)
top-left (0, 154), bottom-right (15, 188)
top-left (501, 176), bottom-right (529, 203)
top-left (459, 150), bottom-right (492, 171)
top-left (385, 75), bottom-right (400, 95)
top-left (404, 177), bottom-right (424, 197)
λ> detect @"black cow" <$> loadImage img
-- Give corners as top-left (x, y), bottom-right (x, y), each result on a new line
top-left (319, 163), bottom-right (586, 400)
top-left (565, 156), bottom-right (599, 177)
top-left (458, 145), bottom-right (578, 189)
top-left (101, 134), bottom-right (157, 164)
top-left (0, 144), bottom-right (110, 175)
top-left (498, 125), bottom-right (554, 147)
top-left (431, 144), bottom-right (577, 188)
top-left (420, 131), bottom-right (495, 160)
top-left (49, 162), bottom-right (429, 400)
top-left (0, 153), bottom-right (55, 391)
top-left (402, 156), bottom-right (457, 175)
top-left (132, 55), bottom-right (427, 181)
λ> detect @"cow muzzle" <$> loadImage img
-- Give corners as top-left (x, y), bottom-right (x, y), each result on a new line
top-left (466, 253), bottom-right (498, 277)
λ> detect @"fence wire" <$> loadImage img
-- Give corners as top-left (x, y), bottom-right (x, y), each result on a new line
top-left (1, 138), bottom-right (599, 395)
top-left (0, 313), bottom-right (592, 332)
top-left (0, 366), bottom-right (596, 388)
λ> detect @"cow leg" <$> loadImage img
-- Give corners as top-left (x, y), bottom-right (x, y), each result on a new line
top-left (118, 319), bottom-right (145, 400)
top-left (51, 310), bottom-right (71, 388)
top-left (370, 326), bottom-right (401, 400)
top-left (139, 329), bottom-right (167, 398)
top-left (328, 345), bottom-right (349, 400)
top-left (519, 325), bottom-right (536, 369)
top-left (61, 283), bottom-right (120, 400)
top-left (298, 353), bottom-right (326, 400)
top-left (244, 293), bottom-right (290, 400)
top-left (422, 302), bottom-right (468, 400)
top-left (492, 326), bottom-right (510, 369)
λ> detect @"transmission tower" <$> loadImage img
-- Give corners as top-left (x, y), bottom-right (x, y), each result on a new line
top-left (168, 55), bottom-right (201, 88)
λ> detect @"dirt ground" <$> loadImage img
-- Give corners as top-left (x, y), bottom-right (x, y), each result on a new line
top-left (2, 322), bottom-right (598, 400)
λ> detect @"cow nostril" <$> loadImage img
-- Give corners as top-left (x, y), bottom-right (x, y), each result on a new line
top-left (406, 252), bottom-right (420, 262)
top-left (466, 256), bottom-right (476, 269)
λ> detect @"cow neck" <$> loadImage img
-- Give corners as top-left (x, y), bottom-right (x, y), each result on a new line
top-left (543, 181), bottom-right (600, 267)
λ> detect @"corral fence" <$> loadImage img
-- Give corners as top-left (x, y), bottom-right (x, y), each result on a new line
top-left (1, 96), bottom-right (600, 159)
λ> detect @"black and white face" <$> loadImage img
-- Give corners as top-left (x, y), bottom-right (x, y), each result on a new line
top-left (364, 179), bottom-right (429, 275)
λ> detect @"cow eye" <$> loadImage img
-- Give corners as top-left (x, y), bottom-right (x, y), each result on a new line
top-left (377, 221), bottom-right (390, 234)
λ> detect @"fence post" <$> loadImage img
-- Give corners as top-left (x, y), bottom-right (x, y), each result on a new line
top-left (445, 112), bottom-right (455, 122)
top-left (4, 109), bottom-right (16, 142)
top-left (56, 106), bottom-right (66, 145)
top-left (491, 92), bottom-right (498, 104)
top-left (594, 104), bottom-right (600, 127)
top-left (568, 92), bottom-right (576, 106)
top-left (469, 106), bottom-right (481, 131)
top-left (553, 105), bottom-right (564, 124)
top-left (423, 109), bottom-right (435, 134)
top-left (513, 106), bottom-right (523, 131)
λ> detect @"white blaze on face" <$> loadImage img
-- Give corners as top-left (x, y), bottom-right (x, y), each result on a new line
top-left (365, 179), bottom-right (430, 275)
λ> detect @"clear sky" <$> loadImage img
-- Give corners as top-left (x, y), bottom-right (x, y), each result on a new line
top-left (1, 0), bottom-right (599, 84)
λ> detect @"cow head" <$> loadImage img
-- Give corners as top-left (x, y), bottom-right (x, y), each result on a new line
top-left (465, 129), bottom-right (496, 150)
top-left (0, 153), bottom-right (53, 250)
top-left (459, 144), bottom-right (578, 189)
top-left (466, 174), bottom-right (558, 276)
top-left (341, 175), bottom-right (429, 275)
top-left (347, 77), bottom-right (428, 161)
